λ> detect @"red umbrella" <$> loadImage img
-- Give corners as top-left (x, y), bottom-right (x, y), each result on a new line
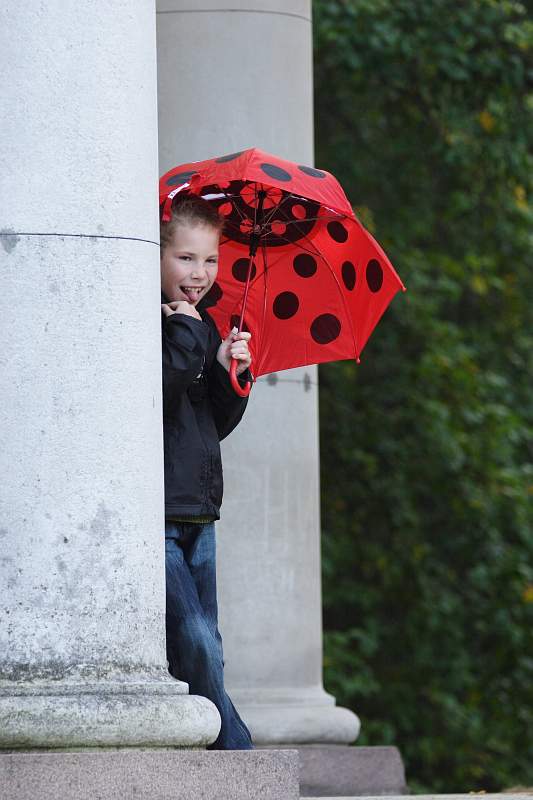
top-left (159, 148), bottom-right (406, 396)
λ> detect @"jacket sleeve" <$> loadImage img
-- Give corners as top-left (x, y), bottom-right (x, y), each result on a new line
top-left (162, 312), bottom-right (210, 412)
top-left (208, 358), bottom-right (252, 441)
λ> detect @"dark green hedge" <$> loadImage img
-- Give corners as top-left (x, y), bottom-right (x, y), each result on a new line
top-left (314, 0), bottom-right (533, 792)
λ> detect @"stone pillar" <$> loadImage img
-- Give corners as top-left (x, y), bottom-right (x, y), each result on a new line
top-left (0, 0), bottom-right (218, 748)
top-left (156, 0), bottom-right (359, 746)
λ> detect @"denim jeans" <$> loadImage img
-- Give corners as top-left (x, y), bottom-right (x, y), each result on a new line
top-left (165, 519), bottom-right (254, 750)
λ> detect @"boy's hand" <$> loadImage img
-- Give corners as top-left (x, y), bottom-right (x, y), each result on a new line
top-left (161, 300), bottom-right (202, 321)
top-left (217, 328), bottom-right (252, 376)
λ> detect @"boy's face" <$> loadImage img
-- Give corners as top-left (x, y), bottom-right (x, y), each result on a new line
top-left (160, 222), bottom-right (219, 306)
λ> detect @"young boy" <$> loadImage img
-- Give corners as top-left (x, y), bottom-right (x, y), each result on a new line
top-left (160, 193), bottom-right (254, 750)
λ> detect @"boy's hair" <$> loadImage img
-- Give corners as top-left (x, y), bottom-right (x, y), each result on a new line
top-left (160, 193), bottom-right (224, 252)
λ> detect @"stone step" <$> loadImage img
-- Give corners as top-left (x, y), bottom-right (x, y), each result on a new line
top-left (260, 744), bottom-right (407, 797)
top-left (0, 749), bottom-right (300, 800)
top-left (300, 795), bottom-right (532, 800)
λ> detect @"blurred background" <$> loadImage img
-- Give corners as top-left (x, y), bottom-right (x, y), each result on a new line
top-left (314, 0), bottom-right (533, 793)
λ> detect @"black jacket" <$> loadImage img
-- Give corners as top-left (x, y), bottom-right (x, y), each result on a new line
top-left (161, 291), bottom-right (250, 519)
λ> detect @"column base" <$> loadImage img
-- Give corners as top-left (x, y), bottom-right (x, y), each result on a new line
top-left (0, 749), bottom-right (299, 800)
top-left (231, 686), bottom-right (360, 745)
top-left (0, 672), bottom-right (220, 748)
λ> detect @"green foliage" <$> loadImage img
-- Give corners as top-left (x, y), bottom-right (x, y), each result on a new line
top-left (314, 0), bottom-right (533, 792)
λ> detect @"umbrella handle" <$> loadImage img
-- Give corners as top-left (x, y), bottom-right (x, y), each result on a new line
top-left (230, 358), bottom-right (252, 397)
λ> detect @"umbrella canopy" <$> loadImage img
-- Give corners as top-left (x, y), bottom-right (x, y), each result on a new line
top-left (159, 148), bottom-right (405, 389)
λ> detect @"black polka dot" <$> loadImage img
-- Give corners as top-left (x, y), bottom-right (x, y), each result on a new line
top-left (232, 258), bottom-right (257, 283)
top-left (216, 151), bottom-right (244, 163)
top-left (342, 261), bottom-right (356, 291)
top-left (230, 314), bottom-right (250, 333)
top-left (298, 165), bottom-right (326, 179)
top-left (310, 314), bottom-right (341, 344)
top-left (327, 221), bottom-right (348, 243)
top-left (260, 163), bottom-right (292, 182)
top-left (273, 292), bottom-right (299, 319)
top-left (293, 254), bottom-right (317, 278)
top-left (166, 170), bottom-right (196, 186)
top-left (366, 259), bottom-right (383, 292)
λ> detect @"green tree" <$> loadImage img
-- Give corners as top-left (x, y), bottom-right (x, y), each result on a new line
top-left (314, 0), bottom-right (533, 792)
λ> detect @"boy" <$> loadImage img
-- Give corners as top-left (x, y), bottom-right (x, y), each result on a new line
top-left (160, 193), bottom-right (254, 750)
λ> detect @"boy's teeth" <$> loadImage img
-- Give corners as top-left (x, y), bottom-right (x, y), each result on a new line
top-left (182, 287), bottom-right (202, 299)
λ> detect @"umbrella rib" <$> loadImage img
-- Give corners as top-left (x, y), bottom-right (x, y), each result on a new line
top-left (258, 192), bottom-right (295, 227)
top-left (255, 203), bottom-right (345, 243)
top-left (222, 193), bottom-right (248, 225)
top-left (258, 197), bottom-right (343, 234)
top-left (268, 204), bottom-right (345, 230)
top-left (220, 187), bottom-right (345, 240)
top-left (277, 212), bottom-right (346, 227)
top-left (222, 219), bottom-right (246, 236)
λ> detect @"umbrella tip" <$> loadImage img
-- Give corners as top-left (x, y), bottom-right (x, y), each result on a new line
top-left (356, 356), bottom-right (361, 364)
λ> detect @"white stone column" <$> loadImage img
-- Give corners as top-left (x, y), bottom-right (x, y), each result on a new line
top-left (156, 0), bottom-right (359, 745)
top-left (0, 1), bottom-right (219, 747)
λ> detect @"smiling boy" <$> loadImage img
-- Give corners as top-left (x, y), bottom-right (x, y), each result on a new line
top-left (160, 193), bottom-right (254, 749)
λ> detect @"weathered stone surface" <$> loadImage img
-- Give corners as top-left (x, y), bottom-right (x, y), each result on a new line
top-left (261, 744), bottom-right (406, 797)
top-left (0, 1), bottom-right (219, 749)
top-left (300, 796), bottom-right (532, 800)
top-left (0, 679), bottom-right (219, 749)
top-left (0, 749), bottom-right (300, 800)
top-left (238, 692), bottom-right (360, 745)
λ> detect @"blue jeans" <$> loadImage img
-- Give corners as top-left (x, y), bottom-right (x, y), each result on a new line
top-left (165, 520), bottom-right (254, 750)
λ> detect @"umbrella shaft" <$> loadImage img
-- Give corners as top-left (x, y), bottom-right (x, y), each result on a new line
top-left (238, 256), bottom-right (255, 332)
top-left (238, 188), bottom-right (266, 332)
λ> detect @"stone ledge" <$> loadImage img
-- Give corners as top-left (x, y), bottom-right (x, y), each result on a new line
top-left (0, 749), bottom-right (299, 800)
top-left (260, 744), bottom-right (407, 797)
top-left (300, 796), bottom-right (532, 800)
